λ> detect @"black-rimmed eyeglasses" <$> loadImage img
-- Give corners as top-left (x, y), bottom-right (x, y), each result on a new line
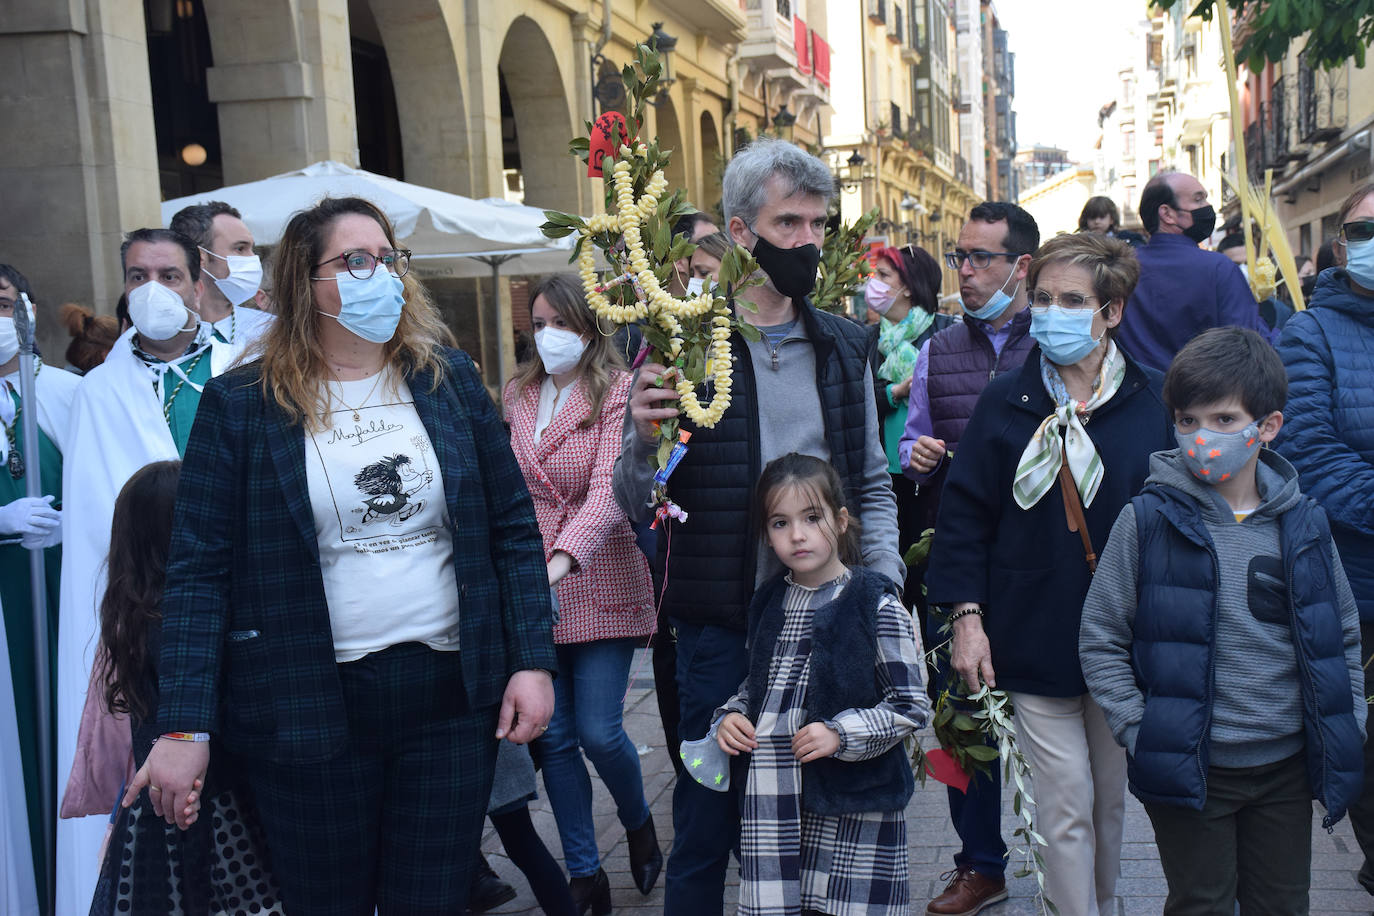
top-left (944, 250), bottom-right (1021, 270)
top-left (313, 248), bottom-right (412, 280)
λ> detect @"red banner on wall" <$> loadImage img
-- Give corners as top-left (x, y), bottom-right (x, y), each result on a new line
top-left (795, 17), bottom-right (812, 76)
top-left (812, 33), bottom-right (831, 87)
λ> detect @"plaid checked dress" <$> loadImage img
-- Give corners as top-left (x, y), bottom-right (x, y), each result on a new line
top-left (720, 570), bottom-right (928, 916)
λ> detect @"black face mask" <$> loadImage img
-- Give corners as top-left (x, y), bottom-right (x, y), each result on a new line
top-left (1180, 204), bottom-right (1217, 244)
top-left (749, 230), bottom-right (821, 302)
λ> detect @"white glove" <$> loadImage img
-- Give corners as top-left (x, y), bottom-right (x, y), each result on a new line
top-left (21, 506), bottom-right (62, 549)
top-left (0, 495), bottom-right (60, 544)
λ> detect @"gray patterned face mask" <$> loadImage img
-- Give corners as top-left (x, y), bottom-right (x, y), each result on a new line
top-left (679, 726), bottom-right (731, 792)
top-left (1175, 422), bottom-right (1261, 484)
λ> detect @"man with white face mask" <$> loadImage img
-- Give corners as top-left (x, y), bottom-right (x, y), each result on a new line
top-left (169, 201), bottom-right (275, 356)
top-left (0, 263), bottom-right (80, 911)
top-left (55, 228), bottom-right (234, 916)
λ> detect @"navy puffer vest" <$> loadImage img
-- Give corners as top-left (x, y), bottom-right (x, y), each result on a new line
top-left (744, 567), bottom-right (916, 815)
top-left (659, 303), bottom-right (874, 630)
top-left (927, 308), bottom-right (1034, 453)
top-left (1129, 484), bottom-right (1364, 825)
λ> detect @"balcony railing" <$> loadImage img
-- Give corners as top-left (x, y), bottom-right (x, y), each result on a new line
top-left (1297, 57), bottom-right (1347, 144)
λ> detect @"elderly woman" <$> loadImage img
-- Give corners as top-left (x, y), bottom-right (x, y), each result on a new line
top-left (926, 232), bottom-right (1172, 916)
top-left (125, 196), bottom-right (557, 914)
top-left (1278, 182), bottom-right (1374, 893)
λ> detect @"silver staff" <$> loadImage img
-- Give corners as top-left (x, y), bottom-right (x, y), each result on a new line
top-left (14, 292), bottom-right (54, 910)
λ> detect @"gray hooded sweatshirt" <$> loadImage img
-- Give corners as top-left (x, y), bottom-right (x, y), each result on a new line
top-left (1080, 447), bottom-right (1364, 768)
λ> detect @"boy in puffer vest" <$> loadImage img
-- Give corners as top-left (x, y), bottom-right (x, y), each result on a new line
top-left (1079, 326), bottom-right (1365, 914)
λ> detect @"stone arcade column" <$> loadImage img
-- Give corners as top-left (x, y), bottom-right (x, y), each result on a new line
top-left (0, 0), bottom-right (161, 354)
top-left (203, 0), bottom-right (358, 184)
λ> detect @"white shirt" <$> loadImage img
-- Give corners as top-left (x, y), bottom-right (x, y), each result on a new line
top-left (533, 375), bottom-right (575, 446)
top-left (305, 370), bottom-right (460, 662)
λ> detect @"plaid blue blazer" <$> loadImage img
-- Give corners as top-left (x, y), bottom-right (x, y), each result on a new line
top-left (157, 348), bottom-right (557, 764)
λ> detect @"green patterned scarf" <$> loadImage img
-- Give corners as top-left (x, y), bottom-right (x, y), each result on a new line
top-left (876, 308), bottom-right (935, 384)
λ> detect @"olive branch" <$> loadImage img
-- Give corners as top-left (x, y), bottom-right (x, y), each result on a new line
top-left (905, 529), bottom-right (1056, 914)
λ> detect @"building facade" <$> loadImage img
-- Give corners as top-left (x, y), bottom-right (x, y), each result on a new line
top-left (1237, 35), bottom-right (1369, 261)
top-left (981, 0), bottom-right (1015, 201)
top-left (825, 0), bottom-right (980, 296)
top-left (1, 0), bottom-right (830, 386)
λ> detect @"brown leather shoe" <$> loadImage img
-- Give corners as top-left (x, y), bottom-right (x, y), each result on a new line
top-left (925, 866), bottom-right (1009, 916)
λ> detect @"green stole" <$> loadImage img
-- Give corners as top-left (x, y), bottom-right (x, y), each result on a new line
top-left (0, 386), bottom-right (62, 895)
top-left (161, 348), bottom-right (214, 456)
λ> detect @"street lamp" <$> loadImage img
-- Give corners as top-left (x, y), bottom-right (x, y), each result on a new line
top-left (772, 105), bottom-right (797, 142)
top-left (646, 22), bottom-right (677, 95)
top-left (836, 150), bottom-right (875, 192)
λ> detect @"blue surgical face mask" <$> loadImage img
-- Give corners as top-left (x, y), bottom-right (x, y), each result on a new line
top-left (960, 258), bottom-right (1020, 321)
top-left (317, 270), bottom-right (405, 343)
top-left (1344, 236), bottom-right (1374, 290)
top-left (1030, 303), bottom-right (1107, 365)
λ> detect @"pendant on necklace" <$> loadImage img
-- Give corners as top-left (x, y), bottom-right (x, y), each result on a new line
top-left (7, 448), bottom-right (24, 480)
top-left (351, 411), bottom-right (361, 422)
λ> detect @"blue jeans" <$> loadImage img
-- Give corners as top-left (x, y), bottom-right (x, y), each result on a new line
top-left (664, 620), bottom-right (750, 916)
top-left (537, 638), bottom-right (651, 878)
top-left (930, 624), bottom-right (1007, 879)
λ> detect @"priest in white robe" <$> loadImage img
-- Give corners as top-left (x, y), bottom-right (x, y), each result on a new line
top-left (56, 229), bottom-right (232, 916)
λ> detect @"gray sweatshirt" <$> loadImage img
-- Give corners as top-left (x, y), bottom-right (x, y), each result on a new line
top-left (610, 317), bottom-right (905, 589)
top-left (1080, 447), bottom-right (1365, 768)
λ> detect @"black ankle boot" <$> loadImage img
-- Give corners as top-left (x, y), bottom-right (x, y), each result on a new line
top-left (567, 867), bottom-right (612, 915)
top-left (626, 814), bottom-right (663, 895)
top-left (467, 854), bottom-right (517, 913)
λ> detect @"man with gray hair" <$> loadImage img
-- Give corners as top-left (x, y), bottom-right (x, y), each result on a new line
top-left (613, 137), bottom-right (905, 914)
top-left (169, 201), bottom-right (274, 356)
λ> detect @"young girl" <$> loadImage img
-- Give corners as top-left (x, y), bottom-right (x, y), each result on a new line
top-left (716, 453), bottom-right (930, 916)
top-left (91, 460), bottom-right (283, 916)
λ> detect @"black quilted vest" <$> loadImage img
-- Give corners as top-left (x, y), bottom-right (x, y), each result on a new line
top-left (658, 302), bottom-right (873, 630)
top-left (926, 308), bottom-right (1034, 454)
top-left (915, 309), bottom-right (1034, 531)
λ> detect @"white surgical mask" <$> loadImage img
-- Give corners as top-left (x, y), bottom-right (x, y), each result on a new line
top-left (128, 281), bottom-right (194, 341)
top-left (535, 327), bottom-right (587, 375)
top-left (200, 247), bottom-right (263, 306)
top-left (0, 298), bottom-right (36, 364)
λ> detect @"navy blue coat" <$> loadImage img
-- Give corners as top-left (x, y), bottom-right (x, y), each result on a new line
top-left (925, 346), bottom-right (1174, 696)
top-left (157, 349), bottom-right (558, 764)
top-left (1277, 268), bottom-right (1374, 621)
top-left (1129, 483), bottom-right (1364, 825)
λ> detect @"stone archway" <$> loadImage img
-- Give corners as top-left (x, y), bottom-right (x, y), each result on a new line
top-left (497, 17), bottom-right (576, 212)
top-left (653, 95), bottom-right (687, 199)
top-left (364, 0), bottom-right (470, 194)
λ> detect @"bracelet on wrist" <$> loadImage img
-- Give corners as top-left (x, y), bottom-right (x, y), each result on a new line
top-left (159, 731), bottom-right (210, 743)
top-left (948, 606), bottom-right (984, 624)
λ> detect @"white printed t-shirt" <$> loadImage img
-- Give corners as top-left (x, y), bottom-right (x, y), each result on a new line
top-left (305, 369), bottom-right (460, 662)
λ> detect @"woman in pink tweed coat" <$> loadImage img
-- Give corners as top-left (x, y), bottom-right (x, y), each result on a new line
top-left (503, 274), bottom-right (661, 914)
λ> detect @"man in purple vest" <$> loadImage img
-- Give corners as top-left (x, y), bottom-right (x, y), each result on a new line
top-left (1116, 171), bottom-right (1275, 371)
top-left (898, 200), bottom-right (1038, 916)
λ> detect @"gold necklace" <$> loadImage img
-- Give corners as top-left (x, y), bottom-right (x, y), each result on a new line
top-left (330, 366), bottom-right (386, 422)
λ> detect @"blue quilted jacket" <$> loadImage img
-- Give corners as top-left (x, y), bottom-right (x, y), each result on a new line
top-left (1277, 269), bottom-right (1374, 620)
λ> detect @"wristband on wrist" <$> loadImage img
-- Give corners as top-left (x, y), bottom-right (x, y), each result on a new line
top-left (160, 731), bottom-right (210, 742)
top-left (948, 606), bottom-right (984, 624)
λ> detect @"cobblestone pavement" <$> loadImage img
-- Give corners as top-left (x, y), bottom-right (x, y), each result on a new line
top-left (478, 650), bottom-right (1371, 914)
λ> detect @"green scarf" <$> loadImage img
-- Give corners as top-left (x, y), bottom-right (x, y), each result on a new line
top-left (876, 308), bottom-right (935, 385)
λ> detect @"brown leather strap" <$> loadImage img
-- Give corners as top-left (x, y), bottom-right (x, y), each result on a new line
top-left (1057, 445), bottom-right (1098, 574)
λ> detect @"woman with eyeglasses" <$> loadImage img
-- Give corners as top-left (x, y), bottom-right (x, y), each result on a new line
top-left (123, 196), bottom-right (558, 914)
top-left (926, 232), bottom-right (1172, 916)
top-left (863, 244), bottom-right (954, 609)
top-left (1277, 182), bottom-right (1374, 877)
